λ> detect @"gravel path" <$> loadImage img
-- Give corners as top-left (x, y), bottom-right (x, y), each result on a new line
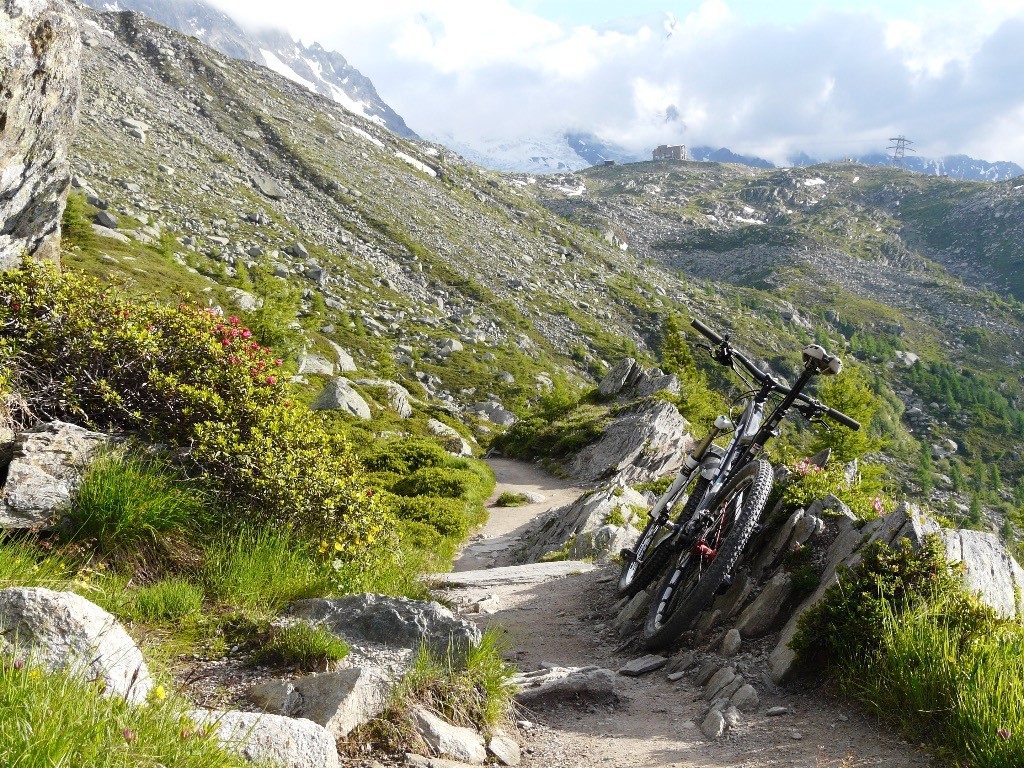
top-left (442, 459), bottom-right (934, 768)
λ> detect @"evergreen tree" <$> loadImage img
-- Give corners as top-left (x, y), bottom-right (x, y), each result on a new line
top-left (918, 444), bottom-right (934, 496)
top-left (811, 366), bottom-right (883, 463)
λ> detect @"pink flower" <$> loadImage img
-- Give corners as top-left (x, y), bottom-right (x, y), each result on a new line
top-left (229, 316), bottom-right (240, 325)
top-left (873, 497), bottom-right (884, 514)
top-left (998, 729), bottom-right (1012, 740)
top-left (266, 376), bottom-right (277, 385)
top-left (13, 658), bottom-right (24, 670)
top-left (241, 329), bottom-right (253, 339)
top-left (221, 339), bottom-right (230, 346)
top-left (123, 727), bottom-right (136, 744)
top-left (274, 358), bottom-right (283, 366)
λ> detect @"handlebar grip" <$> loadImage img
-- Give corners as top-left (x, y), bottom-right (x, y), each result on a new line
top-left (691, 318), bottom-right (725, 345)
top-left (827, 408), bottom-right (861, 431)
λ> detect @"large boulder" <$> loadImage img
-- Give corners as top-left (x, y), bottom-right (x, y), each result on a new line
top-left (191, 710), bottom-right (339, 768)
top-left (0, 587), bottom-right (151, 704)
top-left (412, 707), bottom-right (487, 765)
top-left (513, 666), bottom-right (618, 707)
top-left (508, 485), bottom-right (647, 564)
top-left (0, 420), bottom-right (110, 530)
top-left (247, 666), bottom-right (387, 738)
top-left (597, 359), bottom-right (643, 398)
top-left (311, 378), bottom-right (371, 420)
top-left (1, 0), bottom-right (82, 269)
top-left (940, 528), bottom-right (1024, 619)
top-left (565, 400), bottom-right (693, 484)
top-left (290, 594), bottom-right (481, 662)
top-left (357, 378), bottom-right (414, 419)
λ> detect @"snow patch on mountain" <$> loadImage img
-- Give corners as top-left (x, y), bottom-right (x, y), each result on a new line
top-left (260, 49), bottom-right (316, 91)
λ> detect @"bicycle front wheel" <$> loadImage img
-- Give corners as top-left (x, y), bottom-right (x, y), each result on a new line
top-left (643, 459), bottom-right (773, 650)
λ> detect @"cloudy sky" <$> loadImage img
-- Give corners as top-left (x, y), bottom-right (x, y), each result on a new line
top-left (208, 0), bottom-right (1024, 165)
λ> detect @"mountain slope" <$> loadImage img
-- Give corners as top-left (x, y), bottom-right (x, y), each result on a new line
top-left (77, 0), bottom-right (417, 138)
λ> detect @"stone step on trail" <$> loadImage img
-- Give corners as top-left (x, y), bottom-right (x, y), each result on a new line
top-left (432, 561), bottom-right (596, 588)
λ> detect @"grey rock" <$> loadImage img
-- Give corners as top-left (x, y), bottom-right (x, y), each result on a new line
top-left (326, 340), bottom-right (358, 372)
top-left (487, 731), bottom-right (521, 767)
top-left (735, 572), bottom-right (793, 638)
top-left (90, 224), bottom-right (130, 242)
top-left (224, 287), bottom-right (260, 311)
top-left (694, 660), bottom-right (720, 687)
top-left (722, 705), bottom-right (742, 729)
top-left (427, 419), bottom-right (473, 457)
top-left (765, 706), bottom-right (793, 716)
top-left (720, 628), bottom-right (742, 657)
top-left (297, 354), bottom-right (335, 376)
top-left (730, 684), bottom-right (759, 713)
top-left (700, 709), bottom-right (726, 739)
top-left (703, 666), bottom-right (736, 700)
top-left (509, 485), bottom-right (646, 565)
top-left (619, 654), bottom-right (667, 676)
top-left (434, 562), bottom-right (597, 587)
top-left (412, 707), bottom-right (486, 765)
top-left (311, 378), bottom-right (371, 419)
top-left (247, 666), bottom-right (387, 738)
top-left (598, 358), bottom-right (643, 397)
top-left (614, 590), bottom-right (651, 629)
top-left (191, 710), bottom-right (339, 768)
top-left (0, 588), bottom-right (151, 704)
top-left (290, 594), bottom-right (481, 662)
top-left (514, 666), bottom-right (618, 707)
top-left (940, 528), bottom-right (1024, 618)
top-left (287, 241), bottom-right (309, 258)
top-left (357, 379), bottom-right (414, 419)
top-left (253, 173), bottom-right (287, 200)
top-left (94, 210), bottom-right (119, 229)
top-left (565, 400), bottom-right (692, 485)
top-left (0, 0), bottom-right (81, 269)
top-left (0, 421), bottom-right (110, 530)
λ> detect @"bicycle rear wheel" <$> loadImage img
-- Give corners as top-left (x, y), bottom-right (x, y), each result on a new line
top-left (617, 476), bottom-right (710, 598)
top-left (643, 459), bottom-right (773, 650)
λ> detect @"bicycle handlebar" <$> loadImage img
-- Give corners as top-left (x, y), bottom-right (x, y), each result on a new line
top-left (690, 318), bottom-right (861, 431)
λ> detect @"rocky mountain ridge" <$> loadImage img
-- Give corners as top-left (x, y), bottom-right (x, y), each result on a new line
top-left (76, 0), bottom-right (417, 138)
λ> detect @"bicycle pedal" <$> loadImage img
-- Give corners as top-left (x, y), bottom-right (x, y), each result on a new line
top-left (716, 574), bottom-right (734, 595)
top-left (620, 548), bottom-right (637, 562)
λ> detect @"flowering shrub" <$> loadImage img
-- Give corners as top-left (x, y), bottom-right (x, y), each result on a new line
top-left (0, 261), bottom-right (389, 568)
top-left (772, 458), bottom-right (888, 521)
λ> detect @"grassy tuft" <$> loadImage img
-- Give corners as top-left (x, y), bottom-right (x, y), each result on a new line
top-left (254, 622), bottom-right (350, 670)
top-left (0, 660), bottom-right (245, 768)
top-left (130, 577), bottom-right (205, 624)
top-left (0, 534), bottom-right (73, 590)
top-left (200, 526), bottom-right (333, 616)
top-left (69, 452), bottom-right (209, 563)
top-left (495, 492), bottom-right (529, 507)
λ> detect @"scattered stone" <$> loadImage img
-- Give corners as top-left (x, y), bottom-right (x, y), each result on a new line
top-left (290, 594), bottom-right (481, 662)
top-left (94, 210), bottom-right (119, 229)
top-left (0, 588), bottom-right (151, 704)
top-left (191, 710), bottom-right (339, 768)
top-left (667, 671), bottom-right (688, 682)
top-left (722, 705), bottom-right (742, 729)
top-left (598, 358), bottom-right (643, 397)
top-left (729, 684), bottom-right (760, 713)
top-left (790, 730), bottom-right (804, 740)
top-left (412, 707), bottom-right (486, 764)
top-left (619, 654), bottom-right (668, 677)
top-left (0, 421), bottom-right (111, 530)
top-left (311, 378), bottom-right (371, 419)
top-left (720, 628), bottom-right (742, 657)
top-left (297, 354), bottom-right (335, 376)
top-left (700, 709), bottom-right (726, 739)
top-left (247, 666), bottom-right (387, 738)
top-left (427, 418), bottom-right (473, 457)
top-left (487, 731), bottom-right (521, 767)
top-left (224, 287), bottom-right (260, 312)
top-left (694, 660), bottom-right (720, 687)
top-left (735, 572), bottom-right (793, 638)
top-left (703, 666), bottom-right (736, 700)
top-left (468, 594), bottom-right (500, 614)
top-left (765, 706), bottom-right (793, 717)
top-left (667, 650), bottom-right (696, 675)
top-left (514, 666), bottom-right (618, 707)
top-left (252, 173), bottom-right (287, 200)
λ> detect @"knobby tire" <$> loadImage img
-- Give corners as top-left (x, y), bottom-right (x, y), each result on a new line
top-left (643, 459), bottom-right (773, 650)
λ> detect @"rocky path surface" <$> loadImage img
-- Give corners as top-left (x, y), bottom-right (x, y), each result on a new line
top-left (441, 459), bottom-right (934, 768)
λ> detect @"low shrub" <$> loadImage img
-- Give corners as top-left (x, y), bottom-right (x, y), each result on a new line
top-left (254, 622), bottom-right (349, 670)
top-left (363, 437), bottom-right (449, 475)
top-left (496, 405), bottom-right (608, 462)
top-left (392, 468), bottom-right (481, 501)
top-left (770, 458), bottom-right (888, 521)
top-left (0, 659), bottom-right (245, 768)
top-left (495, 492), bottom-right (529, 507)
top-left (389, 495), bottom-right (469, 540)
top-left (129, 577), bottom-right (204, 624)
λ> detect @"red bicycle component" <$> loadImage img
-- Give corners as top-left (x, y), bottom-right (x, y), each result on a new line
top-left (695, 542), bottom-right (717, 558)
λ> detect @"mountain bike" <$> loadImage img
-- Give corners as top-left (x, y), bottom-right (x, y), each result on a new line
top-left (617, 318), bottom-right (861, 650)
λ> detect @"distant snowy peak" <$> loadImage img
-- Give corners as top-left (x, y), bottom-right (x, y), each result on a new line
top-left (77, 0), bottom-right (416, 139)
top-left (432, 133), bottom-right (594, 174)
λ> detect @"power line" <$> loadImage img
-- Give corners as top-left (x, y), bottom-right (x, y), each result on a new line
top-left (888, 135), bottom-right (915, 167)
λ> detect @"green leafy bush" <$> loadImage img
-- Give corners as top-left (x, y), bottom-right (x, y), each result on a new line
top-left (363, 437), bottom-right (449, 475)
top-left (254, 622), bottom-right (349, 669)
top-left (392, 467), bottom-right (481, 500)
top-left (389, 495), bottom-right (468, 540)
top-left (771, 458), bottom-right (888, 520)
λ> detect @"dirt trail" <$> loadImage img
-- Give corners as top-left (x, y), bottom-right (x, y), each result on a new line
top-left (444, 459), bottom-right (933, 768)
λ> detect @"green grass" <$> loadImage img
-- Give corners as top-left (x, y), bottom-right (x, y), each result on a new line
top-left (0, 534), bottom-right (73, 589)
top-left (254, 622), bottom-right (350, 670)
top-left (0, 660), bottom-right (245, 768)
top-left (69, 452), bottom-right (210, 563)
top-left (199, 526), bottom-right (333, 615)
top-left (495, 492), bottom-right (529, 507)
top-left (129, 577), bottom-right (205, 624)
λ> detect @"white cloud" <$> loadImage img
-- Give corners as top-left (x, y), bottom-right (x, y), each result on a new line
top-left (206, 0), bottom-right (1024, 166)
